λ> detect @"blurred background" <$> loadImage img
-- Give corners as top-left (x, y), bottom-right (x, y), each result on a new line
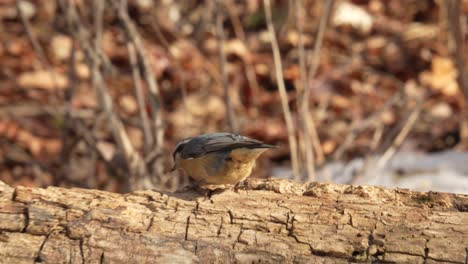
top-left (0, 0), bottom-right (467, 193)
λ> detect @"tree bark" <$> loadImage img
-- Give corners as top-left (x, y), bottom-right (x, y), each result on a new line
top-left (0, 179), bottom-right (467, 264)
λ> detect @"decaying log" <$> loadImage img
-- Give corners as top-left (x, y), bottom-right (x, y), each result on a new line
top-left (0, 179), bottom-right (467, 263)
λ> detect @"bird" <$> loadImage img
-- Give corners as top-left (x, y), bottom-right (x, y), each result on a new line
top-left (172, 133), bottom-right (275, 189)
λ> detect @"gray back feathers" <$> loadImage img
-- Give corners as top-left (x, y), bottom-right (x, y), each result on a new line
top-left (173, 133), bottom-right (274, 160)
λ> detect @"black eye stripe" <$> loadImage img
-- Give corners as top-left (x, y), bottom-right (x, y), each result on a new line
top-left (172, 138), bottom-right (191, 160)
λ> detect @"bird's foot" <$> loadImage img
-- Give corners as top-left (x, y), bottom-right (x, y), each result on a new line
top-left (233, 181), bottom-right (247, 193)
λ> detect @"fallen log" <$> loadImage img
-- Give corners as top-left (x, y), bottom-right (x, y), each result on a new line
top-left (0, 179), bottom-right (467, 263)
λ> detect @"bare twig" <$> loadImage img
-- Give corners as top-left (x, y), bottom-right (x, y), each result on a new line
top-left (307, 0), bottom-right (334, 83)
top-left (370, 123), bottom-right (385, 151)
top-left (16, 0), bottom-right (50, 69)
top-left (376, 102), bottom-right (422, 170)
top-left (295, 0), bottom-right (315, 181)
top-left (445, 0), bottom-right (468, 100)
top-left (60, 43), bottom-right (77, 164)
top-left (224, 0), bottom-right (261, 108)
top-left (147, 13), bottom-right (223, 93)
top-left (73, 118), bottom-right (127, 181)
top-left (444, 0), bottom-right (468, 144)
top-left (148, 18), bottom-right (190, 137)
top-left (348, 92), bottom-right (423, 184)
top-left (127, 42), bottom-right (153, 156)
top-left (16, 0), bottom-right (59, 98)
top-left (216, 1), bottom-right (237, 133)
top-left (91, 0), bottom-right (138, 181)
top-left (304, 0), bottom-right (335, 167)
top-left (349, 123), bottom-right (384, 184)
top-left (113, 0), bottom-right (164, 149)
top-left (264, 0), bottom-right (300, 181)
top-left (60, 0), bottom-right (153, 190)
top-left (333, 92), bottom-right (403, 160)
top-left (93, 0), bottom-right (104, 53)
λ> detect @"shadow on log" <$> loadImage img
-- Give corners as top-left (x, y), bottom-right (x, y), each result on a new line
top-left (0, 179), bottom-right (467, 263)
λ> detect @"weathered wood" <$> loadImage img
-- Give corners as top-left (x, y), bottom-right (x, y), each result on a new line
top-left (0, 179), bottom-right (466, 263)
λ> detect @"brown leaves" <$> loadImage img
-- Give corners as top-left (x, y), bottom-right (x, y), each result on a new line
top-left (168, 94), bottom-right (226, 139)
top-left (17, 70), bottom-right (68, 90)
top-left (1, 0), bottom-right (466, 192)
top-left (420, 56), bottom-right (459, 96)
top-left (0, 120), bottom-right (62, 160)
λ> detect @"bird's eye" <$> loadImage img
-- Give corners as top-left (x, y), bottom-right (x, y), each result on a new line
top-left (225, 156), bottom-right (233, 162)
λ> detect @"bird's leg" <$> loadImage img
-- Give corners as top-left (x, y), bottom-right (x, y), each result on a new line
top-left (233, 180), bottom-right (247, 192)
top-left (176, 177), bottom-right (208, 193)
top-left (175, 181), bottom-right (197, 192)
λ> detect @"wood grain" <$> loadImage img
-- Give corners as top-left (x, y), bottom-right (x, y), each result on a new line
top-left (0, 179), bottom-right (467, 263)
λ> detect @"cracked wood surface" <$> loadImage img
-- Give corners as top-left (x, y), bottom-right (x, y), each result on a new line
top-left (0, 179), bottom-right (467, 263)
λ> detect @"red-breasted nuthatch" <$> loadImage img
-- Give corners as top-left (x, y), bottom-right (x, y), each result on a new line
top-left (172, 133), bottom-right (274, 188)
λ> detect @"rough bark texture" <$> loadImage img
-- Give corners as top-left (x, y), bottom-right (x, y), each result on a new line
top-left (0, 179), bottom-right (467, 264)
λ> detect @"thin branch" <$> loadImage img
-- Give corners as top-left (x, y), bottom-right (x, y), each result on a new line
top-left (113, 0), bottom-right (164, 149)
top-left (349, 123), bottom-right (384, 184)
top-left (216, 1), bottom-right (237, 133)
top-left (445, 0), bottom-right (468, 100)
top-left (303, 0), bottom-right (335, 167)
top-left (72, 118), bottom-right (127, 182)
top-left (60, 43), bottom-right (77, 164)
top-left (16, 0), bottom-right (51, 69)
top-left (60, 0), bottom-right (152, 190)
top-left (147, 12), bottom-right (224, 94)
top-left (93, 0), bottom-right (104, 53)
top-left (333, 92), bottom-right (402, 160)
top-left (90, 0), bottom-right (132, 163)
top-left (445, 1), bottom-right (468, 146)
top-left (295, 0), bottom-right (315, 181)
top-left (376, 102), bottom-right (422, 170)
top-left (224, 0), bottom-right (261, 108)
top-left (127, 42), bottom-right (153, 156)
top-left (263, 0), bottom-right (300, 181)
top-left (307, 0), bottom-right (334, 82)
top-left (16, 0), bottom-right (59, 97)
top-left (148, 18), bottom-right (190, 137)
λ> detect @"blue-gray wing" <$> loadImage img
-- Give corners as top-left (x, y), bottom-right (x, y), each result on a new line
top-left (178, 133), bottom-right (273, 159)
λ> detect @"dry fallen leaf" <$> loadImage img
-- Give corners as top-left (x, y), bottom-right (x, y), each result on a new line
top-left (331, 95), bottom-right (352, 109)
top-left (0, 120), bottom-right (62, 159)
top-left (119, 94), bottom-right (138, 115)
top-left (169, 94), bottom-right (226, 139)
top-left (283, 65), bottom-right (300, 80)
top-left (6, 39), bottom-right (27, 56)
top-left (322, 140), bottom-right (337, 155)
top-left (126, 127), bottom-right (143, 150)
top-left (72, 87), bottom-right (97, 109)
top-left (286, 31), bottom-right (312, 47)
top-left (49, 34), bottom-right (73, 62)
top-left (428, 102), bottom-right (453, 119)
top-left (42, 138), bottom-right (62, 157)
top-left (75, 63), bottom-right (90, 80)
top-left (380, 109), bottom-right (396, 125)
top-left (333, 1), bottom-right (373, 34)
top-left (419, 56), bottom-right (459, 96)
top-left (4, 121), bottom-right (20, 139)
top-left (254, 63), bottom-right (269, 76)
top-left (97, 142), bottom-right (116, 162)
top-left (225, 39), bottom-right (249, 60)
top-left (17, 70), bottom-right (69, 90)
